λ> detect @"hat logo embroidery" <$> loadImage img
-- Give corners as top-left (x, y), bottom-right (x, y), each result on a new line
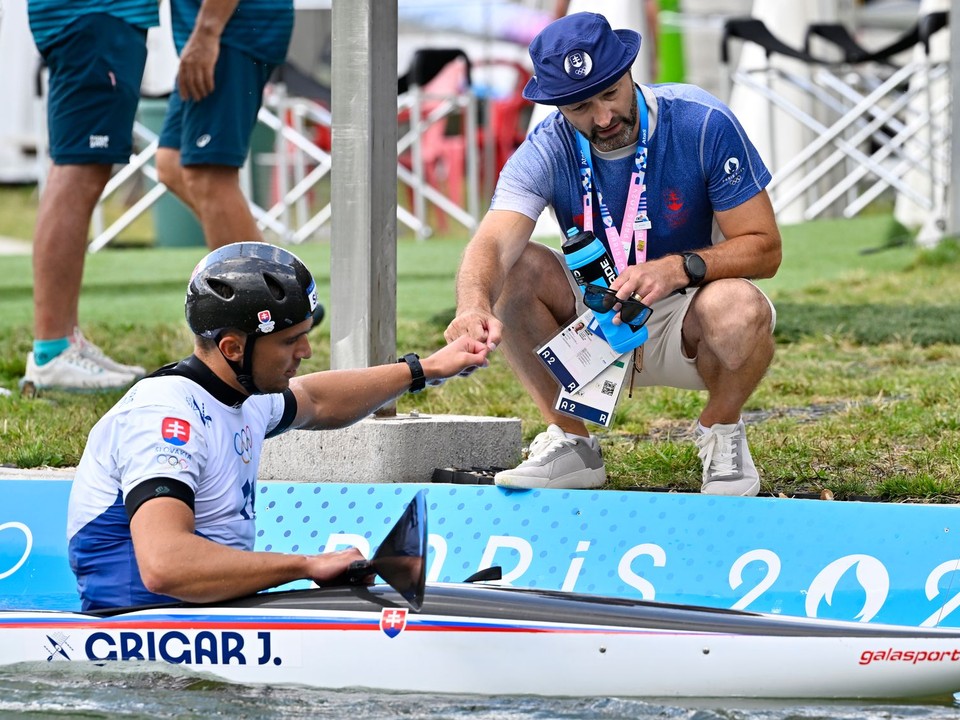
top-left (564, 50), bottom-right (592, 79)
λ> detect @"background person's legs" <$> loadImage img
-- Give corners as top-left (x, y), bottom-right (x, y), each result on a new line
top-left (157, 45), bottom-right (273, 250)
top-left (158, 147), bottom-right (262, 249)
top-left (183, 164), bottom-right (262, 249)
top-left (155, 147), bottom-right (199, 215)
top-left (24, 163), bottom-right (140, 392)
top-left (32, 163), bottom-right (111, 345)
top-left (25, 12), bottom-right (151, 391)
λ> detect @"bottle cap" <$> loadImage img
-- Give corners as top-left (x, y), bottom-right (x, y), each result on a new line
top-left (561, 229), bottom-right (596, 255)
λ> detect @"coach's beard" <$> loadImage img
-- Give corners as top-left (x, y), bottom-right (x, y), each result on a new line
top-left (589, 96), bottom-right (639, 153)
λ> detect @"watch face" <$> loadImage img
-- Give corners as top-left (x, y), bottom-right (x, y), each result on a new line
top-left (684, 253), bottom-right (706, 283)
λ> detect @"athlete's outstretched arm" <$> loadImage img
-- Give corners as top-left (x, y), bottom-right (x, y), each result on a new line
top-left (288, 334), bottom-right (490, 430)
top-left (130, 497), bottom-right (364, 603)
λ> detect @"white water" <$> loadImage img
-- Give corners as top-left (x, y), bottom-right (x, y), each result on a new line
top-left (0, 663), bottom-right (957, 720)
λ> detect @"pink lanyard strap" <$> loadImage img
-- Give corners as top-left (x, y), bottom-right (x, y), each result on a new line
top-left (576, 87), bottom-right (650, 272)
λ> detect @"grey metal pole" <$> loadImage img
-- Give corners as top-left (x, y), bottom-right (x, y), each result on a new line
top-left (949, 0), bottom-right (960, 236)
top-left (330, 0), bottom-right (399, 391)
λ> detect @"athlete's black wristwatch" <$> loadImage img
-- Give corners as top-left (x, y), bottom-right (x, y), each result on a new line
top-left (397, 353), bottom-right (426, 393)
top-left (680, 252), bottom-right (707, 287)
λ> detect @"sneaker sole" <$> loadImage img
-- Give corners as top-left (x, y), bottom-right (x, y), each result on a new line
top-left (701, 477), bottom-right (760, 497)
top-left (494, 470), bottom-right (606, 490)
top-left (19, 378), bottom-right (130, 395)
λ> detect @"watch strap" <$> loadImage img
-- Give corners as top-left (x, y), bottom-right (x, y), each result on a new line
top-left (397, 353), bottom-right (426, 393)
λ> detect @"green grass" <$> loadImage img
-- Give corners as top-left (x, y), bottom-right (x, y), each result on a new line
top-left (2, 210), bottom-right (959, 503)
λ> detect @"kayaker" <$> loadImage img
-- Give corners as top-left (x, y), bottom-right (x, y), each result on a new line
top-left (443, 12), bottom-right (782, 495)
top-left (66, 242), bottom-right (491, 611)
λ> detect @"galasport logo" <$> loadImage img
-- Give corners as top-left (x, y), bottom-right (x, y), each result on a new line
top-left (161, 418), bottom-right (191, 447)
top-left (859, 648), bottom-right (960, 666)
top-left (380, 608), bottom-right (407, 638)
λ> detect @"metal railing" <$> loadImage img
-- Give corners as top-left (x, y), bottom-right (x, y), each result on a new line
top-left (88, 80), bottom-right (481, 251)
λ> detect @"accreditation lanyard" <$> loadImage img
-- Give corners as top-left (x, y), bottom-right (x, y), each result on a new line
top-left (576, 88), bottom-right (651, 273)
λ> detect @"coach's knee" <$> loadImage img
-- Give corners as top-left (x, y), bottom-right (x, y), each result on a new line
top-left (700, 281), bottom-right (770, 332)
top-left (693, 280), bottom-right (773, 369)
top-left (495, 243), bottom-right (573, 324)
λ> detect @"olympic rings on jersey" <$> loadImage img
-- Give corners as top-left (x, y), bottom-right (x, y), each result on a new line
top-left (234, 425), bottom-right (254, 464)
top-left (156, 454), bottom-right (190, 471)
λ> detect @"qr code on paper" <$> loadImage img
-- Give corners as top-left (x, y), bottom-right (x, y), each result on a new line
top-left (601, 380), bottom-right (616, 396)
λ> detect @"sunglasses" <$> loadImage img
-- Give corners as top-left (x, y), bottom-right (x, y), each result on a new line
top-left (582, 284), bottom-right (653, 330)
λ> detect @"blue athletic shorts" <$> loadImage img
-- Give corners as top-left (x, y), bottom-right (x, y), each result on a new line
top-left (158, 44), bottom-right (275, 167)
top-left (43, 13), bottom-right (148, 165)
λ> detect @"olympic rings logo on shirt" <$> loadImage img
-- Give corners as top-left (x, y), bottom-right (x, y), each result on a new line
top-left (156, 454), bottom-right (189, 471)
top-left (234, 425), bottom-right (254, 464)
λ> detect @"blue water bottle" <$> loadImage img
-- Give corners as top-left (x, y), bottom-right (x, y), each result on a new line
top-left (561, 228), bottom-right (648, 354)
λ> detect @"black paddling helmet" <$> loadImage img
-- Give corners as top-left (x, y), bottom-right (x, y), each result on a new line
top-left (186, 242), bottom-right (318, 338)
top-left (185, 242), bottom-right (319, 392)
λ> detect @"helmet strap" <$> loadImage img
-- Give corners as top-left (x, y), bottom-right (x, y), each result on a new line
top-left (218, 332), bottom-right (262, 395)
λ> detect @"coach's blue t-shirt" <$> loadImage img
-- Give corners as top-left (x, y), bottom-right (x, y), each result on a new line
top-left (492, 83), bottom-right (772, 262)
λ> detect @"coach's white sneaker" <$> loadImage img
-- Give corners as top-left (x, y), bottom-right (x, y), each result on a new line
top-left (72, 328), bottom-right (146, 380)
top-left (696, 419), bottom-right (761, 497)
top-left (495, 424), bottom-right (606, 490)
top-left (19, 347), bottom-right (133, 394)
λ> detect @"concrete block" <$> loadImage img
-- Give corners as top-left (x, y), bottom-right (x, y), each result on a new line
top-left (260, 413), bottom-right (522, 483)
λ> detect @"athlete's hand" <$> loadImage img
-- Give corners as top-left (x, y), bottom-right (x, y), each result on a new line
top-left (309, 548), bottom-right (372, 587)
top-left (421, 334), bottom-right (491, 384)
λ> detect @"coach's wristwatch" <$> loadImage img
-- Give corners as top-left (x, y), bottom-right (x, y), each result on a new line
top-left (680, 252), bottom-right (707, 287)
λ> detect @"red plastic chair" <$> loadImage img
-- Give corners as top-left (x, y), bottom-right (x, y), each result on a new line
top-left (398, 54), bottom-right (472, 234)
top-left (473, 59), bottom-right (533, 184)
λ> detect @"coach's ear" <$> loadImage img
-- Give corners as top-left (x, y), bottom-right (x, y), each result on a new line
top-left (217, 330), bottom-right (247, 363)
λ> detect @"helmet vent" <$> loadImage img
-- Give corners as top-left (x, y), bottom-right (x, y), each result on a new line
top-left (208, 279), bottom-right (235, 300)
top-left (263, 273), bottom-right (286, 301)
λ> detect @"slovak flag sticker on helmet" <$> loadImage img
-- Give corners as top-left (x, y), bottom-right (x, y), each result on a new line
top-left (306, 279), bottom-right (319, 313)
top-left (379, 607), bottom-right (407, 638)
top-left (161, 417), bottom-right (191, 446)
top-left (257, 310), bottom-right (275, 334)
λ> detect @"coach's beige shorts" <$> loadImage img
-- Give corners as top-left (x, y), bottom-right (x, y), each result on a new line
top-left (550, 248), bottom-right (776, 391)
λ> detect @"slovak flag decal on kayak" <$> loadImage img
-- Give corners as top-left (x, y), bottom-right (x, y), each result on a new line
top-left (380, 608), bottom-right (407, 638)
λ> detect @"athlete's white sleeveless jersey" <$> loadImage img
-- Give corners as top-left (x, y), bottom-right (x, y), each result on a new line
top-left (67, 366), bottom-right (290, 610)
